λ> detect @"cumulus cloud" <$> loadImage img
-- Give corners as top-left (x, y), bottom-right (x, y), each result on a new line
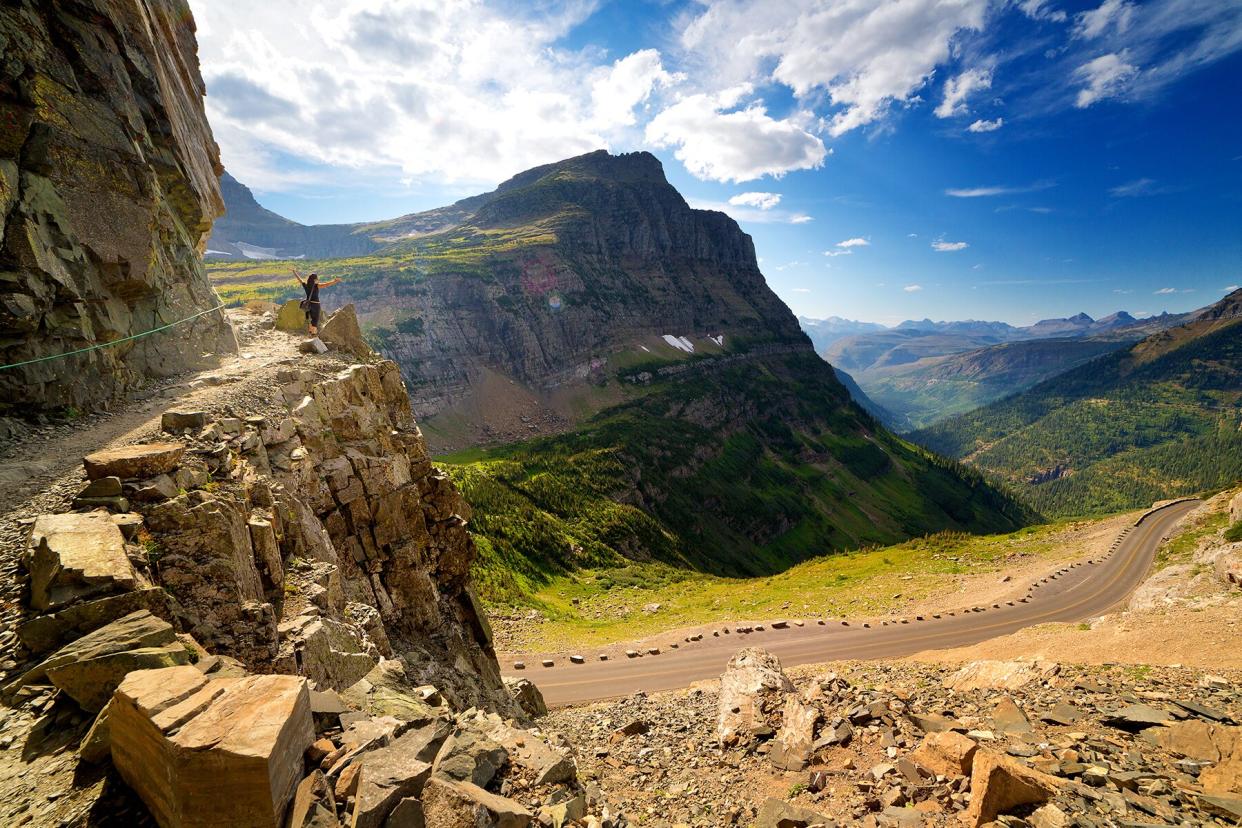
top-left (836, 237), bottom-right (870, 248)
top-left (679, 0), bottom-right (988, 137)
top-left (932, 240), bottom-right (969, 251)
top-left (1074, 52), bottom-right (1139, 107)
top-left (645, 85), bottom-right (827, 182)
top-left (729, 192), bottom-right (782, 209)
top-left (189, 0), bottom-right (681, 188)
top-left (1225, 285), bottom-right (1240, 293)
top-left (904, 284), bottom-right (924, 292)
top-left (791, 214), bottom-right (814, 224)
top-left (935, 67), bottom-right (992, 118)
top-left (968, 117), bottom-right (1004, 132)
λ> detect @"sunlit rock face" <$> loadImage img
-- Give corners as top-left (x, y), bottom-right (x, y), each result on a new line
top-left (0, 0), bottom-right (236, 413)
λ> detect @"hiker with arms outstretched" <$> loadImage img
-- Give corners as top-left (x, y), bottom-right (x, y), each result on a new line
top-left (291, 268), bottom-right (341, 336)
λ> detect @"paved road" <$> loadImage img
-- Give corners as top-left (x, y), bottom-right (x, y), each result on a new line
top-left (509, 500), bottom-right (1199, 707)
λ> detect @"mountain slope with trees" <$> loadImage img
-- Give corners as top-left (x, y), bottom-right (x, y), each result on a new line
top-left (916, 289), bottom-right (1242, 517)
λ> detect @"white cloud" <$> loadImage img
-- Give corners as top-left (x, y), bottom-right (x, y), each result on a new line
top-left (1154, 287), bottom-right (1176, 294)
top-left (590, 49), bottom-right (683, 129)
top-left (188, 0), bottom-right (684, 189)
top-left (1074, 52), bottom-right (1139, 107)
top-left (1074, 0), bottom-right (1134, 40)
top-left (967, 117), bottom-right (1004, 132)
top-left (935, 67), bottom-right (992, 118)
top-left (904, 284), bottom-right (924, 292)
top-left (1019, 0), bottom-right (1067, 23)
top-left (946, 181), bottom-right (1052, 197)
top-left (932, 240), bottom-right (969, 251)
top-left (645, 85), bottom-right (827, 182)
top-left (1225, 285), bottom-right (1240, 291)
top-left (792, 288), bottom-right (812, 293)
top-left (823, 249), bottom-right (852, 258)
top-left (836, 237), bottom-right (870, 248)
top-left (729, 192), bottom-right (782, 210)
top-left (1109, 177), bottom-right (1164, 197)
top-left (679, 0), bottom-right (989, 137)
top-left (688, 198), bottom-right (811, 225)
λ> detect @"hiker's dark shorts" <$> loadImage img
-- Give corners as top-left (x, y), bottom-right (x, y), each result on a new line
top-left (305, 303), bottom-right (321, 327)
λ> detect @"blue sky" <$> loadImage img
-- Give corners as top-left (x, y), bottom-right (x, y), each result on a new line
top-left (189, 0), bottom-right (1242, 325)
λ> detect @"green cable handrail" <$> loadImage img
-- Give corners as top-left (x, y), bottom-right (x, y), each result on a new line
top-left (0, 303), bottom-right (227, 371)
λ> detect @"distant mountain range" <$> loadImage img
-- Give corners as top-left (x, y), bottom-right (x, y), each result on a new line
top-left (797, 316), bottom-right (886, 351)
top-left (806, 308), bottom-right (1200, 430)
top-left (916, 288), bottom-right (1242, 517)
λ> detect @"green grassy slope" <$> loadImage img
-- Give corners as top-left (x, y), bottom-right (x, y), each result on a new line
top-left (442, 351), bottom-right (1034, 604)
top-left (915, 306), bottom-right (1242, 518)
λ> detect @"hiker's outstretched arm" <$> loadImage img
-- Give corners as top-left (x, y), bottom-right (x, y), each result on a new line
top-left (291, 267), bottom-right (304, 284)
top-left (322, 278), bottom-right (343, 288)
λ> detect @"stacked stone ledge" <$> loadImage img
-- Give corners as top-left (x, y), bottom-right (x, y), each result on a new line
top-left (5, 358), bottom-right (599, 827)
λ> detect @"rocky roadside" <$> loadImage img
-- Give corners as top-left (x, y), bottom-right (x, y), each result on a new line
top-left (546, 650), bottom-right (1242, 827)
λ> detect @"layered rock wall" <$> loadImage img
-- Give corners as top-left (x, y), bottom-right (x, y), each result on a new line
top-left (0, 0), bottom-right (236, 412)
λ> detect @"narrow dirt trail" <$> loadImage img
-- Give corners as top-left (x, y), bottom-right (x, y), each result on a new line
top-left (0, 311), bottom-right (362, 676)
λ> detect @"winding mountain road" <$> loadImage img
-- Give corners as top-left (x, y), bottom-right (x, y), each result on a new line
top-left (509, 499), bottom-right (1199, 707)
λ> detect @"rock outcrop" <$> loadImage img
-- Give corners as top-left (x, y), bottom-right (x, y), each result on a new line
top-left (110, 665), bottom-right (315, 828)
top-left (0, 0), bottom-right (236, 413)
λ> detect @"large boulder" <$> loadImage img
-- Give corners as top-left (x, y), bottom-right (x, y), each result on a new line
top-left (503, 677), bottom-right (547, 719)
top-left (962, 750), bottom-right (1062, 827)
top-left (945, 660), bottom-right (1059, 692)
top-left (754, 797), bottom-right (831, 828)
top-left (421, 777), bottom-right (531, 827)
top-left (350, 730), bottom-right (437, 828)
top-left (770, 695), bottom-right (818, 771)
top-left (319, 305), bottom-right (373, 357)
top-left (275, 615), bottom-right (377, 691)
top-left (5, 610), bottom-right (190, 712)
top-left (24, 512), bottom-right (138, 611)
top-left (276, 300), bottom-right (308, 332)
top-left (84, 443), bottom-right (185, 480)
top-left (341, 660), bottom-right (441, 724)
top-left (910, 730), bottom-right (978, 778)
top-left (717, 648), bottom-right (793, 746)
top-left (111, 666), bottom-right (315, 828)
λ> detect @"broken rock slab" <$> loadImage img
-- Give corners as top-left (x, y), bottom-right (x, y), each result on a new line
top-left (319, 305), bottom-right (373, 357)
top-left (962, 749), bottom-right (1063, 827)
top-left (946, 659), bottom-right (1060, 692)
top-left (6, 610), bottom-right (190, 712)
top-left (718, 647), bottom-right (794, 746)
top-left (275, 615), bottom-right (376, 691)
top-left (754, 797), bottom-right (832, 828)
top-left (504, 676), bottom-right (547, 719)
top-left (421, 777), bottom-right (531, 828)
top-left (111, 665), bottom-right (314, 828)
top-left (910, 730), bottom-right (978, 778)
top-left (770, 694), bottom-right (819, 771)
top-left (25, 511), bottom-right (137, 611)
top-left (84, 442), bottom-right (185, 480)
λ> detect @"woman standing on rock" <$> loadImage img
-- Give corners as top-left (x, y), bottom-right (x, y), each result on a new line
top-left (292, 268), bottom-right (341, 336)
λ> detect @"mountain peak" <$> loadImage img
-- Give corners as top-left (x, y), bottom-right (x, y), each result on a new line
top-left (494, 149), bottom-right (668, 193)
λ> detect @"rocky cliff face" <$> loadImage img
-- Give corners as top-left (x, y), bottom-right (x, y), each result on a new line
top-left (209, 151), bottom-right (809, 421)
top-left (0, 0), bottom-right (236, 413)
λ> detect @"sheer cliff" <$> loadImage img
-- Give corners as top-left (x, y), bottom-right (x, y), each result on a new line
top-left (0, 0), bottom-right (236, 413)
